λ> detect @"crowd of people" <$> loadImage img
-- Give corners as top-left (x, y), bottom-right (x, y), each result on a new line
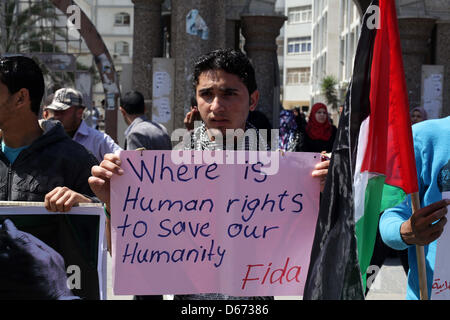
top-left (0, 49), bottom-right (447, 300)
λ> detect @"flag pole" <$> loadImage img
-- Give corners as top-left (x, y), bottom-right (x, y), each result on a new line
top-left (411, 192), bottom-right (428, 300)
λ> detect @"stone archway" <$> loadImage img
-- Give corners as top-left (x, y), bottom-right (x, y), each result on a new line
top-left (51, 0), bottom-right (120, 141)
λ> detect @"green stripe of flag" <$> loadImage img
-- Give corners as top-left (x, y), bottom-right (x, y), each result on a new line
top-left (380, 184), bottom-right (407, 213)
top-left (355, 180), bottom-right (408, 291)
top-left (355, 175), bottom-right (385, 290)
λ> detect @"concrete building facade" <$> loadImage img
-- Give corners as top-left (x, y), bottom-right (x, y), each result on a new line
top-left (280, 0), bottom-right (313, 111)
top-left (337, 0), bottom-right (362, 104)
top-left (311, 0), bottom-right (360, 115)
top-left (275, 0), bottom-right (360, 122)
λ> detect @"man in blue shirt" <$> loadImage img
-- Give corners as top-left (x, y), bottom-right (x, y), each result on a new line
top-left (380, 117), bottom-right (450, 299)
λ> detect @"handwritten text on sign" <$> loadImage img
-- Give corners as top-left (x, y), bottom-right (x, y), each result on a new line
top-left (431, 191), bottom-right (450, 300)
top-left (111, 151), bottom-right (320, 296)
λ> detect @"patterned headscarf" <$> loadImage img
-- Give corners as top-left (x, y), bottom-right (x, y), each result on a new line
top-left (186, 121), bottom-right (269, 151)
top-left (305, 103), bottom-right (332, 141)
top-left (279, 109), bottom-right (297, 150)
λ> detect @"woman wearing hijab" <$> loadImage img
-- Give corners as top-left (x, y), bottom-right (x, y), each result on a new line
top-left (287, 103), bottom-right (336, 153)
top-left (302, 103), bottom-right (337, 153)
top-left (410, 107), bottom-right (428, 125)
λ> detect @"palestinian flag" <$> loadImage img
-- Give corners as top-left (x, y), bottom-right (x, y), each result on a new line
top-left (303, 0), bottom-right (418, 299)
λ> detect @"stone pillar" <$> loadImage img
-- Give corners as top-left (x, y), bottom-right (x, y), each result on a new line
top-left (435, 21), bottom-right (450, 117)
top-left (131, 0), bottom-right (164, 117)
top-left (225, 19), bottom-right (240, 50)
top-left (171, 0), bottom-right (226, 130)
top-left (241, 14), bottom-right (286, 127)
top-left (397, 17), bottom-right (436, 109)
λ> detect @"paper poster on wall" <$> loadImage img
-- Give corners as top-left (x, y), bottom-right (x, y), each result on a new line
top-left (153, 71), bottom-right (172, 98)
top-left (111, 150), bottom-right (320, 297)
top-left (421, 65), bottom-right (443, 119)
top-left (152, 97), bottom-right (171, 123)
top-left (0, 204), bottom-right (106, 300)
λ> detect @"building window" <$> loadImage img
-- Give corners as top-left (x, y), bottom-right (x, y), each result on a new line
top-left (114, 41), bottom-right (129, 56)
top-left (288, 6), bottom-right (312, 24)
top-left (287, 37), bottom-right (311, 54)
top-left (287, 68), bottom-right (311, 85)
top-left (114, 12), bottom-right (130, 26)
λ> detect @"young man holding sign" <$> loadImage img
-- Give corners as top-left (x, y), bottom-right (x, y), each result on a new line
top-left (89, 49), bottom-right (329, 299)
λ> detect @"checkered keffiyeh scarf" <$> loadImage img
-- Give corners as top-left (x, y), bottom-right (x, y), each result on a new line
top-left (186, 121), bottom-right (269, 151)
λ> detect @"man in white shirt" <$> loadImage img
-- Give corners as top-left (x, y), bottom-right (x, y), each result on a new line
top-left (43, 88), bottom-right (122, 162)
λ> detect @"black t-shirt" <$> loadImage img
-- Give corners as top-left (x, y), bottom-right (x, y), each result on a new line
top-left (302, 126), bottom-right (337, 153)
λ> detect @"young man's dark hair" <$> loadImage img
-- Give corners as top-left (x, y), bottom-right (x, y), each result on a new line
top-left (192, 49), bottom-right (257, 95)
top-left (0, 56), bottom-right (45, 116)
top-left (120, 90), bottom-right (145, 115)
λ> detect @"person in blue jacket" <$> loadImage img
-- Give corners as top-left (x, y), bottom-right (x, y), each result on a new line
top-left (379, 116), bottom-right (450, 300)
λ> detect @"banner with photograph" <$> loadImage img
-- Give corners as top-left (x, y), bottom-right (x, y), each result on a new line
top-left (0, 203), bottom-right (106, 300)
top-left (111, 150), bottom-right (321, 296)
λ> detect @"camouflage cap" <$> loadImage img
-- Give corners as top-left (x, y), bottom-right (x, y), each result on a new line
top-left (46, 88), bottom-right (84, 110)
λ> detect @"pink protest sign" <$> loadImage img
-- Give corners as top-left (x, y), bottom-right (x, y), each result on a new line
top-left (111, 150), bottom-right (320, 296)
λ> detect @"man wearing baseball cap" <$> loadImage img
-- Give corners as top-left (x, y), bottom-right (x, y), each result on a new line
top-left (44, 88), bottom-right (121, 162)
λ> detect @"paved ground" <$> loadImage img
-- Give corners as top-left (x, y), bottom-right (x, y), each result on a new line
top-left (365, 257), bottom-right (408, 300)
top-left (106, 255), bottom-right (407, 300)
